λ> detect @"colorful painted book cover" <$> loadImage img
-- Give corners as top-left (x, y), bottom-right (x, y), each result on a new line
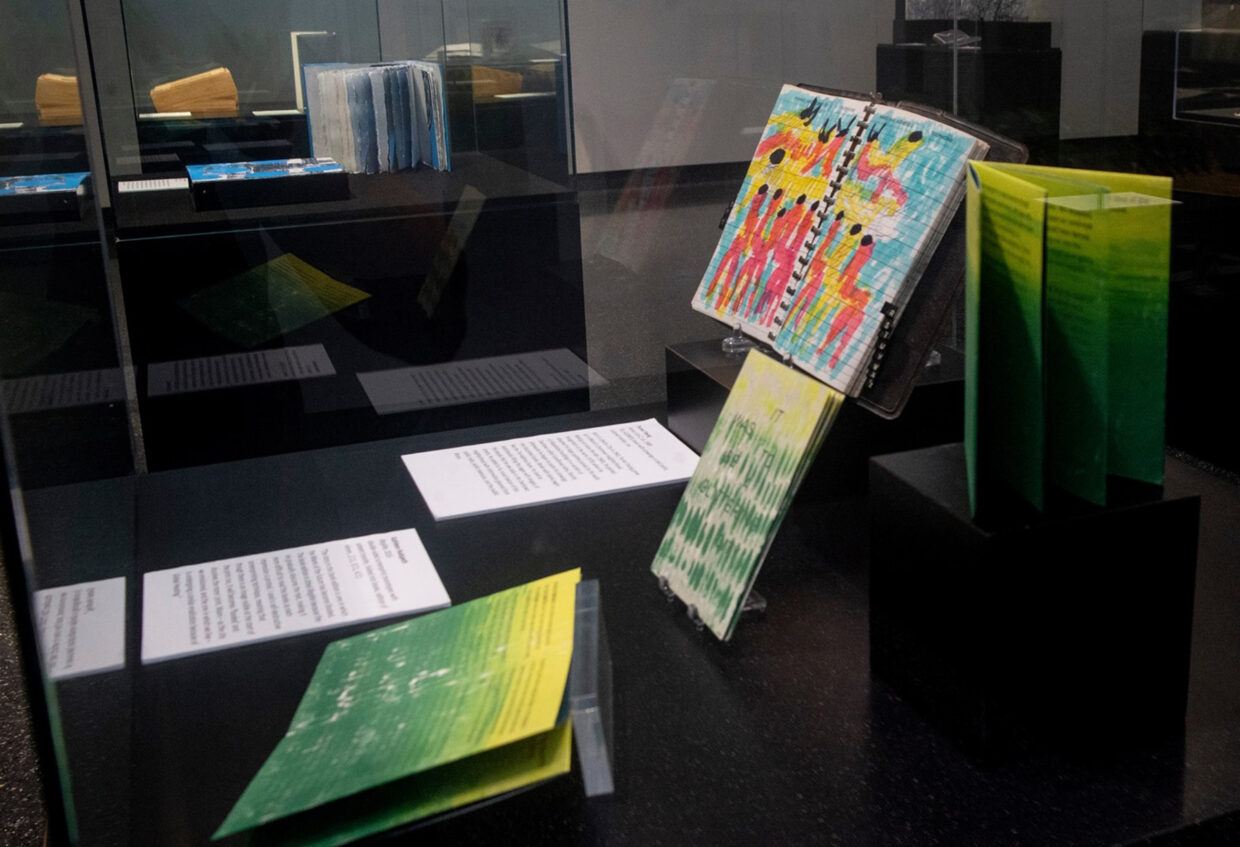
top-left (214, 569), bottom-right (580, 844)
top-left (692, 85), bottom-right (987, 396)
top-left (0, 172), bottom-right (89, 195)
top-left (651, 350), bottom-right (844, 640)
top-left (964, 161), bottom-right (1173, 514)
top-left (185, 159), bottom-right (343, 183)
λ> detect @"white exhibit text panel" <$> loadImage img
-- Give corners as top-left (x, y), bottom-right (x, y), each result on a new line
top-left (141, 529), bottom-right (449, 663)
top-left (35, 577), bottom-right (126, 680)
top-left (403, 418), bottom-right (699, 519)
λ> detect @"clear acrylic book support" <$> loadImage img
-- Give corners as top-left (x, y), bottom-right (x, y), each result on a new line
top-left (569, 579), bottom-right (615, 796)
top-left (721, 323), bottom-right (758, 354)
top-left (655, 575), bottom-right (767, 638)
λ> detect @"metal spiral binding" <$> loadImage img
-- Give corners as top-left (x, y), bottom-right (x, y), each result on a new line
top-left (864, 302), bottom-right (899, 389)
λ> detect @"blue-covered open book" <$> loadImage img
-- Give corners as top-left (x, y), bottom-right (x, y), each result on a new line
top-left (303, 61), bottom-right (450, 174)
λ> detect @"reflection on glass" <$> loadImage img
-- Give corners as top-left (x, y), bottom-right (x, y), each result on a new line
top-left (108, 0), bottom-right (571, 179)
top-left (441, 0), bottom-right (568, 174)
top-left (905, 0), bottom-right (1031, 19)
top-left (0, 0), bottom-right (88, 173)
top-left (1, 1), bottom-right (131, 490)
top-left (116, 0), bottom-right (383, 170)
top-left (121, 0), bottom-right (381, 115)
top-left (884, 0), bottom-right (1060, 156)
top-left (1, 6), bottom-right (134, 847)
top-left (1175, 28), bottom-right (1240, 127)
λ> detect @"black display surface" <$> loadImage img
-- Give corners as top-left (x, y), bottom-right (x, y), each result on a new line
top-left (21, 406), bottom-right (1240, 846)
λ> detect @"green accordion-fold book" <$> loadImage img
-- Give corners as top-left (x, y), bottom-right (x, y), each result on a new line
top-left (964, 162), bottom-right (1174, 514)
top-left (651, 350), bottom-right (845, 640)
top-left (213, 569), bottom-right (580, 846)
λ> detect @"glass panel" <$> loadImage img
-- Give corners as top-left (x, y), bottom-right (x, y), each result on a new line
top-left (0, 5), bottom-right (131, 486)
top-left (1, 5), bottom-right (133, 847)
top-left (95, 0), bottom-right (574, 180)
top-left (71, 0), bottom-right (583, 472)
top-left (886, 1), bottom-right (1062, 159)
top-left (905, 0), bottom-right (1038, 19)
top-left (441, 0), bottom-right (570, 178)
top-left (1174, 29), bottom-right (1240, 127)
top-left (0, 0), bottom-right (89, 173)
top-left (112, 0), bottom-right (387, 172)
top-left (122, 1), bottom-right (382, 116)
top-left (4, 2), bottom-right (1240, 846)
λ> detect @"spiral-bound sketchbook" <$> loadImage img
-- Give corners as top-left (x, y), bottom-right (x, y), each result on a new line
top-left (692, 85), bottom-right (989, 397)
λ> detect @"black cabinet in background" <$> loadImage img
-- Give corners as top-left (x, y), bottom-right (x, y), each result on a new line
top-left (877, 20), bottom-right (1061, 153)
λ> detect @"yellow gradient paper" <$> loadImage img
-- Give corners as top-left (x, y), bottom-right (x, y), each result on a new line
top-left (482, 570), bottom-right (579, 749)
top-left (966, 162), bottom-right (1048, 512)
top-left (966, 161), bottom-right (1172, 513)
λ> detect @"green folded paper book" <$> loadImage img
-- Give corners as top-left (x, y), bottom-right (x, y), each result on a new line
top-left (214, 568), bottom-right (580, 845)
top-left (965, 162), bottom-right (1173, 514)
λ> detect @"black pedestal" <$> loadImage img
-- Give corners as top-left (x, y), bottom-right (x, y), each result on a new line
top-left (665, 339), bottom-right (964, 497)
top-left (869, 443), bottom-right (1200, 760)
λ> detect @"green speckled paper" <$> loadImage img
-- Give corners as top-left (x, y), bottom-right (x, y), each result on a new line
top-left (214, 569), bottom-right (578, 841)
top-left (651, 350), bottom-right (843, 640)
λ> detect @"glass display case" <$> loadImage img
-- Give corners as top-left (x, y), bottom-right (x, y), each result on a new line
top-left (84, 0), bottom-right (572, 182)
top-left (64, 0), bottom-right (586, 470)
top-left (5, 1), bottom-right (1240, 845)
top-left (1174, 27), bottom-right (1240, 127)
top-left (0, 0), bottom-right (90, 175)
top-left (0, 1), bottom-right (132, 493)
top-left (882, 3), bottom-right (1062, 155)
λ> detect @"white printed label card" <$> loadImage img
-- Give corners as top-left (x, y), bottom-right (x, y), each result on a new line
top-left (140, 529), bottom-right (449, 663)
